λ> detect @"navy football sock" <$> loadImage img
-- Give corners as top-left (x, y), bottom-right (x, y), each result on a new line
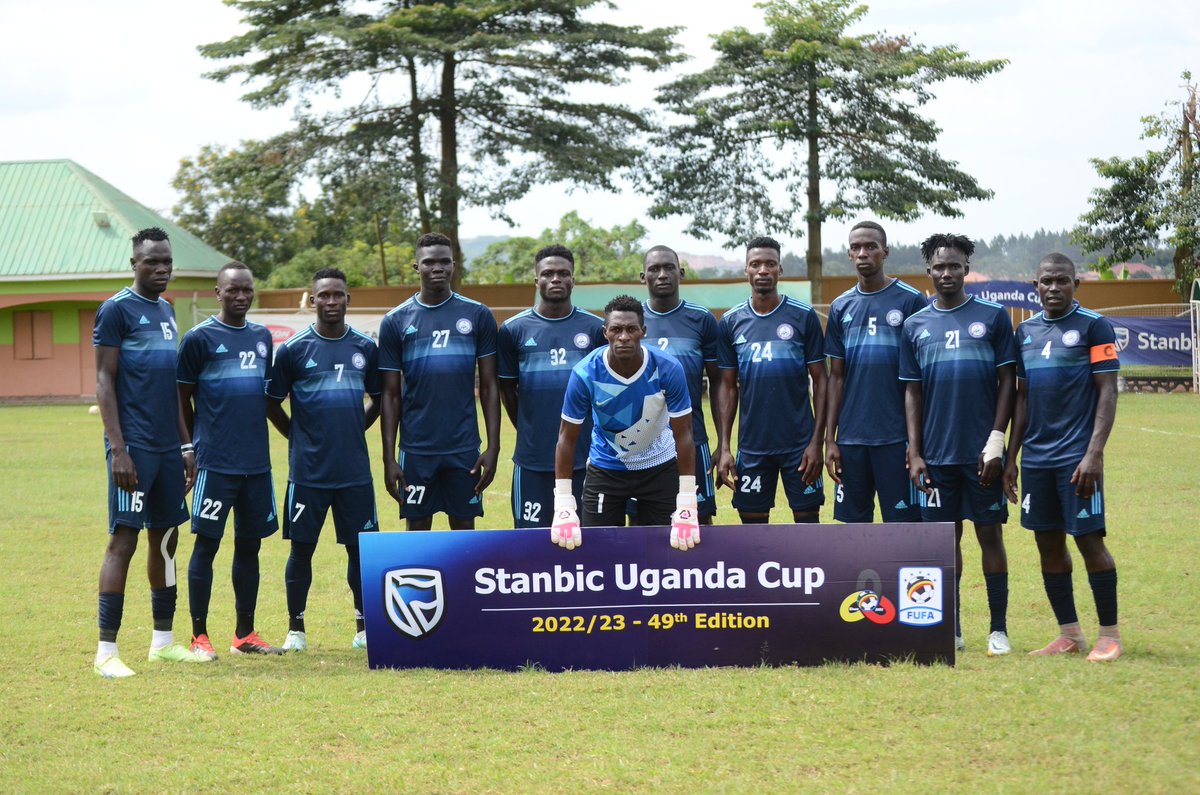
top-left (1042, 571), bottom-right (1078, 626)
top-left (232, 536), bottom-right (262, 638)
top-left (150, 586), bottom-right (177, 633)
top-left (1088, 568), bottom-right (1118, 628)
top-left (346, 545), bottom-right (365, 632)
top-left (286, 541), bottom-right (317, 633)
top-left (98, 591), bottom-right (124, 643)
top-left (188, 534), bottom-right (221, 637)
top-left (983, 572), bottom-right (1008, 633)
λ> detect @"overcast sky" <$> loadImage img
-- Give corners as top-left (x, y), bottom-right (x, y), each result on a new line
top-left (2, 0), bottom-right (1197, 259)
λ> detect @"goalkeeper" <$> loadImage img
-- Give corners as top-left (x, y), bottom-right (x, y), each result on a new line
top-left (552, 295), bottom-right (699, 551)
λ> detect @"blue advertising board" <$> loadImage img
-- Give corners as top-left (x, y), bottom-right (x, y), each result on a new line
top-left (1108, 316), bottom-right (1193, 366)
top-left (360, 523), bottom-right (956, 671)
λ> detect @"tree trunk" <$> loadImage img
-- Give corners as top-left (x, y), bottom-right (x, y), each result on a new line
top-left (438, 54), bottom-right (465, 291)
top-left (805, 72), bottom-right (824, 305)
top-left (1174, 92), bottom-right (1196, 289)
top-left (407, 56), bottom-right (432, 235)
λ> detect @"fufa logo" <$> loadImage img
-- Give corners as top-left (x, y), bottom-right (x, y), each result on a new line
top-left (383, 568), bottom-right (446, 639)
top-left (898, 567), bottom-right (943, 627)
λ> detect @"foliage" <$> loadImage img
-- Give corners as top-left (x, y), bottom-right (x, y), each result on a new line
top-left (2, 401), bottom-right (1198, 790)
top-left (644, 0), bottom-right (1005, 302)
top-left (265, 240), bottom-right (418, 289)
top-left (466, 211), bottom-right (647, 284)
top-left (1072, 72), bottom-right (1200, 293)
top-left (199, 0), bottom-right (682, 289)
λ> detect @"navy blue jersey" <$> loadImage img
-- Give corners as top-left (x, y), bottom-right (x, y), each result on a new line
top-left (643, 300), bottom-right (720, 444)
top-left (562, 346), bottom-right (691, 472)
top-left (899, 297), bottom-right (1018, 465)
top-left (177, 317), bottom-right (273, 475)
top-left (717, 297), bottom-right (825, 455)
top-left (498, 306), bottom-right (604, 471)
top-left (826, 279), bottom-right (928, 446)
top-left (266, 325), bottom-right (381, 488)
top-left (1016, 302), bottom-right (1119, 468)
top-left (92, 288), bottom-right (181, 452)
top-left (378, 293), bottom-right (497, 455)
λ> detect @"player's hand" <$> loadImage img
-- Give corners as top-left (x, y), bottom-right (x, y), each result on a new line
top-left (1002, 461), bottom-right (1019, 504)
top-left (110, 448), bottom-right (138, 492)
top-left (978, 455), bottom-right (1002, 487)
top-left (978, 430), bottom-right (1005, 486)
top-left (182, 450), bottom-right (197, 494)
top-left (471, 447), bottom-right (499, 496)
top-left (909, 454), bottom-right (932, 496)
top-left (550, 492), bottom-right (581, 550)
top-left (715, 448), bottom-right (736, 490)
top-left (670, 492), bottom-right (700, 550)
top-left (798, 439), bottom-right (823, 485)
top-left (383, 458), bottom-right (407, 504)
top-left (1071, 450), bottom-right (1103, 498)
top-left (825, 440), bottom-right (842, 485)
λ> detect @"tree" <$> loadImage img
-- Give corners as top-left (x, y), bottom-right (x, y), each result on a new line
top-left (466, 211), bottom-right (647, 284)
top-left (1072, 73), bottom-right (1200, 293)
top-left (200, 0), bottom-right (681, 290)
top-left (644, 0), bottom-right (1005, 303)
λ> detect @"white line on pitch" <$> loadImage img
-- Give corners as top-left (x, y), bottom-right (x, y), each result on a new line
top-left (1138, 427), bottom-right (1200, 440)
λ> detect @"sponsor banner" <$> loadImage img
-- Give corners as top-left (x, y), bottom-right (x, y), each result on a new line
top-left (245, 312), bottom-right (387, 346)
top-left (965, 281), bottom-right (1042, 311)
top-left (1107, 317), bottom-right (1193, 366)
top-left (360, 523), bottom-right (956, 671)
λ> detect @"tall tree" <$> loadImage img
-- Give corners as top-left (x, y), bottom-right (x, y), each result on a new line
top-left (645, 0), bottom-right (1004, 303)
top-left (200, 0), bottom-right (681, 290)
top-left (1072, 73), bottom-right (1200, 292)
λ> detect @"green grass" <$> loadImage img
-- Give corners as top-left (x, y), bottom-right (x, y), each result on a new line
top-left (1, 396), bottom-right (1197, 792)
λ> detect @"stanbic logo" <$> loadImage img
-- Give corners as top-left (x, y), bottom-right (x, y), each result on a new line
top-left (384, 568), bottom-right (445, 639)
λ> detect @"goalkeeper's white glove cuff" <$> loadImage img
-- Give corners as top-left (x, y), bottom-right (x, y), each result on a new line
top-left (553, 479), bottom-right (576, 512)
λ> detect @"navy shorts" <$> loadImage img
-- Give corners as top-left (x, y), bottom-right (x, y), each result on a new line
top-left (833, 442), bottom-right (921, 523)
top-left (1019, 465), bottom-right (1107, 536)
top-left (918, 463), bottom-right (1007, 525)
top-left (190, 469), bottom-right (279, 540)
top-left (283, 481), bottom-right (378, 546)
top-left (107, 447), bottom-right (188, 533)
top-left (398, 449), bottom-right (483, 520)
top-left (511, 466), bottom-right (585, 529)
top-left (732, 449), bottom-right (825, 514)
top-left (627, 441), bottom-right (717, 520)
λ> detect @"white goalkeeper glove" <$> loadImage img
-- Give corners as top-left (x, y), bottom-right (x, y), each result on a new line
top-left (670, 476), bottom-right (700, 550)
top-left (550, 479), bottom-right (581, 550)
top-left (981, 430), bottom-right (1006, 464)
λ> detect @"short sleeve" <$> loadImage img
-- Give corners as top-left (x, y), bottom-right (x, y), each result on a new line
top-left (662, 356), bottom-right (693, 417)
top-left (803, 309), bottom-right (825, 364)
top-left (92, 300), bottom-right (125, 348)
top-left (176, 329), bottom-right (203, 384)
top-left (560, 365), bottom-right (590, 424)
top-left (1014, 322), bottom-right (1028, 380)
top-left (717, 318), bottom-right (737, 369)
top-left (266, 344), bottom-right (293, 400)
top-left (364, 342), bottom-right (383, 396)
top-left (825, 303), bottom-right (845, 359)
top-left (992, 310), bottom-right (1018, 367)
top-left (378, 314), bottom-right (404, 372)
top-left (591, 320), bottom-right (606, 349)
top-left (475, 305), bottom-right (498, 358)
top-left (497, 322), bottom-right (518, 380)
top-left (898, 324), bottom-right (920, 381)
top-left (1088, 317), bottom-right (1120, 373)
top-left (700, 311), bottom-right (720, 363)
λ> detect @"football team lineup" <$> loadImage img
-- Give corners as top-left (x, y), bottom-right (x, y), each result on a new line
top-left (90, 225), bottom-right (1128, 677)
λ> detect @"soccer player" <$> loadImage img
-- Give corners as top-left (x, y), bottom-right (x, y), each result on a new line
top-left (636, 245), bottom-right (722, 524)
top-left (551, 295), bottom-right (698, 550)
top-left (715, 236), bottom-right (827, 524)
top-left (900, 233), bottom-right (1016, 656)
top-left (93, 227), bottom-right (204, 678)
top-left (379, 232), bottom-right (501, 531)
top-left (178, 262), bottom-right (283, 659)
top-left (497, 245), bottom-right (604, 528)
top-left (825, 222), bottom-right (927, 523)
top-left (266, 268), bottom-right (381, 652)
top-left (1004, 254), bottom-right (1123, 662)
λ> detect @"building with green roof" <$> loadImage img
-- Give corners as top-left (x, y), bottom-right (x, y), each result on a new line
top-left (0, 159), bottom-right (229, 399)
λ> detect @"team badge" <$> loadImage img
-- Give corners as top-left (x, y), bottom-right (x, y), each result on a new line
top-left (968, 322), bottom-right (986, 338)
top-left (383, 568), bottom-right (446, 639)
top-left (573, 332), bottom-right (590, 349)
top-left (1113, 327), bottom-right (1130, 351)
top-left (352, 352), bottom-right (366, 369)
top-left (1062, 330), bottom-right (1081, 346)
top-left (256, 341), bottom-right (268, 357)
top-left (776, 324), bottom-right (794, 340)
top-left (897, 567), bottom-right (943, 627)
top-left (886, 309), bottom-right (903, 327)
top-left (456, 318), bottom-right (473, 334)
top-left (838, 589), bottom-right (896, 624)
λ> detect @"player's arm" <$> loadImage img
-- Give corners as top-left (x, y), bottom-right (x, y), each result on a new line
top-left (551, 418), bottom-right (584, 550)
top-left (801, 359), bottom-right (827, 485)
top-left (498, 379), bottom-right (519, 429)
top-left (979, 363), bottom-right (1015, 486)
top-left (1073, 371), bottom-right (1117, 498)
top-left (96, 345), bottom-right (136, 492)
top-left (176, 393), bottom-right (196, 492)
top-left (703, 360), bottom-right (721, 477)
top-left (380, 370), bottom-right (406, 504)
top-left (266, 398), bottom-right (290, 439)
top-left (363, 392), bottom-right (381, 430)
top-left (824, 357), bottom-right (845, 484)
top-left (472, 354), bottom-right (501, 495)
top-left (715, 368), bottom-right (739, 490)
top-left (1003, 378), bottom-right (1027, 504)
top-left (904, 380), bottom-right (931, 495)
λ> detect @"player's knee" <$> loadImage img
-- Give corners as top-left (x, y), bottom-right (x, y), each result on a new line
top-left (792, 511), bottom-right (819, 524)
top-left (738, 512), bottom-right (768, 525)
top-left (406, 516), bottom-right (433, 532)
top-left (106, 528), bottom-right (139, 561)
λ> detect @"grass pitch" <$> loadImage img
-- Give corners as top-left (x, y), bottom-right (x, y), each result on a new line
top-left (0, 396), bottom-right (1197, 792)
